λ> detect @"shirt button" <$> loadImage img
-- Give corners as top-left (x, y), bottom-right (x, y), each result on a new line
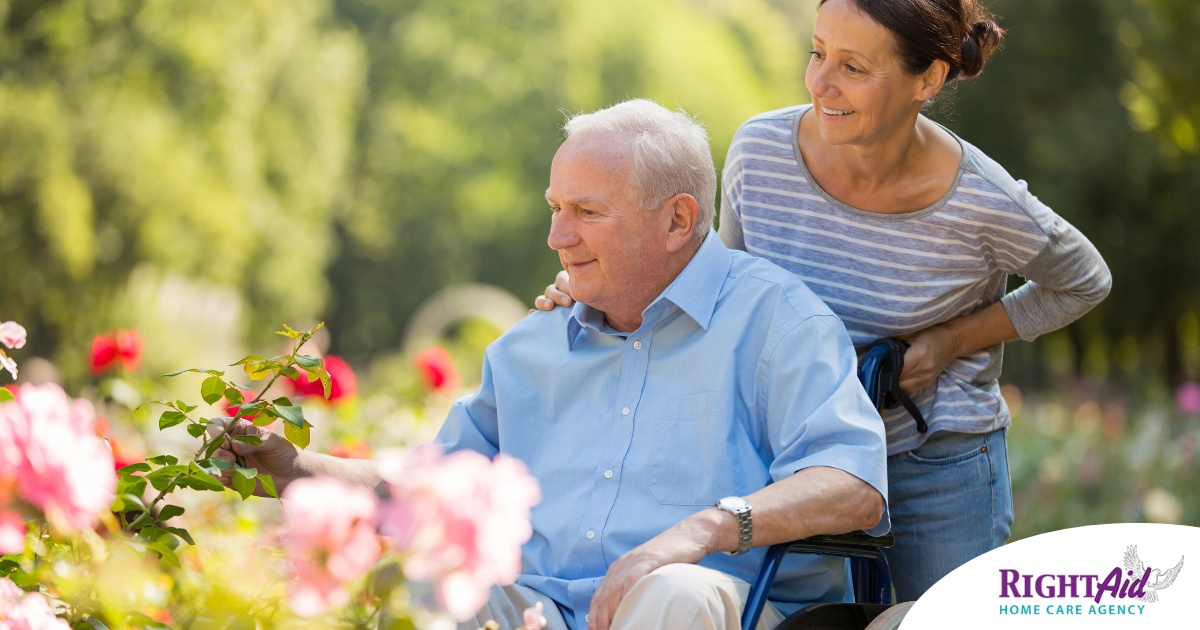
top-left (604, 469), bottom-right (613, 479)
top-left (586, 530), bottom-right (596, 539)
top-left (585, 615), bottom-right (590, 623)
top-left (633, 340), bottom-right (643, 350)
top-left (621, 407), bottom-right (630, 416)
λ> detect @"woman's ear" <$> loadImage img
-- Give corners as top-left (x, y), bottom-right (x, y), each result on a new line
top-left (917, 59), bottom-right (950, 102)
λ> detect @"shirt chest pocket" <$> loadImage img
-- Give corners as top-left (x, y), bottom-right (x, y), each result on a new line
top-left (640, 392), bottom-right (756, 506)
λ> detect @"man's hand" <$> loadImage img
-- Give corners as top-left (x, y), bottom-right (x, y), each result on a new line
top-left (533, 270), bottom-right (573, 311)
top-left (588, 509), bottom-right (729, 630)
top-left (210, 418), bottom-right (304, 496)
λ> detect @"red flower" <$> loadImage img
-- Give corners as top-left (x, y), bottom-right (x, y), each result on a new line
top-left (331, 439), bottom-right (372, 459)
top-left (414, 347), bottom-right (459, 394)
top-left (287, 356), bottom-right (357, 403)
top-left (222, 385), bottom-right (260, 420)
top-left (115, 329), bottom-right (143, 371)
top-left (89, 329), bottom-right (143, 375)
top-left (89, 335), bottom-right (119, 376)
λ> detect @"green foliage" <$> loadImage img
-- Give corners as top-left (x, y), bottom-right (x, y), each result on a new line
top-left (117, 322), bottom-right (326, 548)
top-left (0, 0), bottom-right (364, 381)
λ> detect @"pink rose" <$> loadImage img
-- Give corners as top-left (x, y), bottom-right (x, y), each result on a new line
top-left (0, 383), bottom-right (116, 534)
top-left (0, 576), bottom-right (70, 629)
top-left (1177, 381), bottom-right (1200, 415)
top-left (0, 352), bottom-right (15, 381)
top-left (0, 321), bottom-right (26, 350)
top-left (0, 510), bottom-right (25, 555)
top-left (281, 477), bottom-right (381, 617)
top-left (378, 446), bottom-right (541, 621)
top-left (523, 602), bottom-right (548, 630)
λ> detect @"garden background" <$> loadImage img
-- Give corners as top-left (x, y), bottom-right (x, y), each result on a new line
top-left (2, 0), bottom-right (1198, 619)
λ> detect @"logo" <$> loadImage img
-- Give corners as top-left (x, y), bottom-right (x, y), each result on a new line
top-left (1123, 545), bottom-right (1184, 603)
top-left (901, 523), bottom-right (1199, 628)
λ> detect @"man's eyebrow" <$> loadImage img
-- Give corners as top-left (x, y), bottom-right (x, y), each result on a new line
top-left (545, 192), bottom-right (603, 206)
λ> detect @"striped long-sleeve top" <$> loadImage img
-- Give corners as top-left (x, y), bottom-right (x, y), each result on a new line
top-left (719, 104), bottom-right (1111, 455)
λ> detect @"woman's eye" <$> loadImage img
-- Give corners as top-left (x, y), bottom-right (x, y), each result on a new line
top-left (810, 50), bottom-right (823, 60)
top-left (845, 64), bottom-right (861, 74)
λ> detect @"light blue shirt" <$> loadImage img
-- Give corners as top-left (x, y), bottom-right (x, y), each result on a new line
top-left (436, 230), bottom-right (889, 629)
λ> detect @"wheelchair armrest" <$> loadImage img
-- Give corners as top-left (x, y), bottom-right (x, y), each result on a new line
top-left (742, 532), bottom-right (894, 630)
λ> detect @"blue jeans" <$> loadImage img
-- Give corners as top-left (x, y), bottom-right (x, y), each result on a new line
top-left (883, 428), bottom-right (1013, 602)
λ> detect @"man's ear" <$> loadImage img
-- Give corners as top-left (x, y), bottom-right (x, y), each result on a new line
top-left (664, 193), bottom-right (699, 253)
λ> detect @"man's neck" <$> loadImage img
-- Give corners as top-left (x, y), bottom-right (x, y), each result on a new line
top-left (600, 234), bottom-right (706, 333)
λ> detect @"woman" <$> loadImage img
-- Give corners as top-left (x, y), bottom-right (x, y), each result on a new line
top-left (537, 0), bottom-right (1111, 602)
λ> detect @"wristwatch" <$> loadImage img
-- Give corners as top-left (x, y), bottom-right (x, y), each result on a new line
top-left (715, 496), bottom-right (753, 556)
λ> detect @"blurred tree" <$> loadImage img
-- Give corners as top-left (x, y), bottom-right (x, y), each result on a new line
top-left (326, 0), bottom-right (808, 361)
top-left (0, 0), bottom-right (364, 380)
top-left (929, 0), bottom-right (1200, 385)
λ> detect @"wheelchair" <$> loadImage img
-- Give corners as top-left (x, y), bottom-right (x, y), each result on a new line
top-left (739, 339), bottom-right (918, 630)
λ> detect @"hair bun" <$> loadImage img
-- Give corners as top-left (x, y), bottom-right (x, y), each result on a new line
top-left (959, 19), bottom-right (1004, 79)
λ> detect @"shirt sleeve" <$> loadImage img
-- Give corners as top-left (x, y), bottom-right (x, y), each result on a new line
top-left (1000, 185), bottom-right (1113, 342)
top-left (434, 350), bottom-right (501, 458)
top-left (760, 313), bottom-right (891, 536)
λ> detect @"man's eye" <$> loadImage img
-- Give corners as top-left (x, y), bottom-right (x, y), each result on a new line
top-left (582, 209), bottom-right (596, 216)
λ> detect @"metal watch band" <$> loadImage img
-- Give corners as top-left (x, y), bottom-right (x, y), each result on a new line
top-left (716, 497), bottom-right (753, 556)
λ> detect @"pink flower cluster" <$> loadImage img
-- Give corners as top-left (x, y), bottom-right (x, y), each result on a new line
top-left (0, 321), bottom-right (26, 380)
top-left (0, 383), bottom-right (117, 554)
top-left (0, 577), bottom-right (69, 629)
top-left (280, 477), bottom-right (381, 618)
top-left (378, 446), bottom-right (542, 621)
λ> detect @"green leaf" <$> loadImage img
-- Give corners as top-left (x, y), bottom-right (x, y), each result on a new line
top-left (284, 420), bottom-right (311, 449)
top-left (0, 388), bottom-right (13, 403)
top-left (180, 466), bottom-right (226, 493)
top-left (158, 411), bottom-right (186, 430)
top-left (244, 361), bottom-right (273, 381)
top-left (275, 323), bottom-right (303, 339)
top-left (280, 365), bottom-right (300, 379)
top-left (118, 476), bottom-right (147, 500)
top-left (195, 457), bottom-right (230, 478)
top-left (146, 465), bottom-right (187, 492)
top-left (163, 526), bottom-right (195, 546)
top-left (163, 368), bottom-right (201, 377)
top-left (187, 423), bottom-right (207, 438)
top-left (233, 466), bottom-right (257, 479)
top-left (272, 396), bottom-right (294, 407)
top-left (231, 472), bottom-right (256, 500)
top-left (177, 401), bottom-right (198, 413)
top-left (147, 455), bottom-right (178, 466)
top-left (293, 354), bottom-right (320, 368)
top-left (275, 405), bottom-right (306, 428)
top-left (230, 434), bottom-right (261, 445)
top-left (145, 541), bottom-right (180, 567)
top-left (84, 616), bottom-right (111, 630)
top-left (118, 462), bottom-right (152, 474)
top-left (224, 387), bottom-right (244, 405)
top-left (157, 505), bottom-right (185, 521)
top-left (231, 355), bottom-right (264, 366)
top-left (201, 376), bottom-right (226, 404)
top-left (258, 474), bottom-right (279, 498)
top-left (319, 369), bottom-right (332, 399)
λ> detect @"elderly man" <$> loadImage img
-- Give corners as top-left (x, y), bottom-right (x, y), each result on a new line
top-left (220, 99), bottom-right (888, 630)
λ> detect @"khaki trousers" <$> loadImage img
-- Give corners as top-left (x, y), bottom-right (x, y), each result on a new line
top-left (462, 563), bottom-right (785, 630)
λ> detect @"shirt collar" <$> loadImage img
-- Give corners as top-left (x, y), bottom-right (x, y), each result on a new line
top-left (566, 229), bottom-right (731, 348)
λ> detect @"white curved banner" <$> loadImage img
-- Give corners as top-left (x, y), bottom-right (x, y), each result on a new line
top-left (902, 523), bottom-right (1198, 628)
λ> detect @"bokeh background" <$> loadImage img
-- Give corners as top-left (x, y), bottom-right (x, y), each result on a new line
top-left (2, 0), bottom-right (1198, 540)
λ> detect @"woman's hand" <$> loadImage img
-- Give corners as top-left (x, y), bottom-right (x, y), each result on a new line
top-left (533, 270), bottom-right (574, 311)
top-left (897, 324), bottom-right (961, 395)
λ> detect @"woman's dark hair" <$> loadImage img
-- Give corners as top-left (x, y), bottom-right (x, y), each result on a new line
top-left (818, 0), bottom-right (1005, 81)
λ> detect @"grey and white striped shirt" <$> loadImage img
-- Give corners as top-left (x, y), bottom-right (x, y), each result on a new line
top-left (719, 104), bottom-right (1111, 455)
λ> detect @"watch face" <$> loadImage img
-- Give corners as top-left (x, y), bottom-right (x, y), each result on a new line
top-left (718, 496), bottom-right (750, 513)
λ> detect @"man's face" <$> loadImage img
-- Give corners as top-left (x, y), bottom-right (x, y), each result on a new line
top-left (545, 137), bottom-right (669, 322)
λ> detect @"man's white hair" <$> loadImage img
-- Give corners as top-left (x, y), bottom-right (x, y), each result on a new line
top-left (563, 99), bottom-right (716, 239)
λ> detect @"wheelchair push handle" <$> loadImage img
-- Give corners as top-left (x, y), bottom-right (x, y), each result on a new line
top-left (857, 338), bottom-right (928, 433)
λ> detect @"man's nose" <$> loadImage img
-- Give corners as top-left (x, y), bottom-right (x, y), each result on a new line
top-left (547, 212), bottom-right (579, 251)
